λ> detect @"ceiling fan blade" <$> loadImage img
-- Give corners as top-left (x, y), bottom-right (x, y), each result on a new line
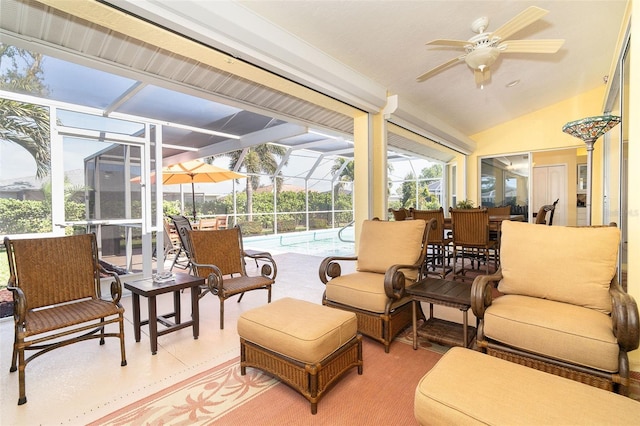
top-left (474, 68), bottom-right (490, 85)
top-left (490, 6), bottom-right (548, 41)
top-left (425, 39), bottom-right (470, 48)
top-left (416, 56), bottom-right (465, 82)
top-left (499, 39), bottom-right (565, 53)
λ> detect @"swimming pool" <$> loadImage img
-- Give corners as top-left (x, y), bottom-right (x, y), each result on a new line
top-left (243, 227), bottom-right (355, 257)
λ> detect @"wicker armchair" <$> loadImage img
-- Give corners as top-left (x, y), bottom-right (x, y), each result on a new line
top-left (319, 218), bottom-right (434, 352)
top-left (471, 221), bottom-right (639, 395)
top-left (187, 227), bottom-right (277, 329)
top-left (410, 207), bottom-right (452, 278)
top-left (4, 234), bottom-right (127, 405)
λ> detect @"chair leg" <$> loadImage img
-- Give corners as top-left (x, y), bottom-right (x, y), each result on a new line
top-left (10, 331), bottom-right (18, 373)
top-left (17, 349), bottom-right (26, 405)
top-left (219, 298), bottom-right (225, 330)
top-left (119, 315), bottom-right (128, 367)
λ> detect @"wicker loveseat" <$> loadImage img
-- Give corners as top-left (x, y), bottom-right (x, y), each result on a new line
top-left (471, 221), bottom-right (639, 395)
top-left (319, 218), bottom-right (433, 352)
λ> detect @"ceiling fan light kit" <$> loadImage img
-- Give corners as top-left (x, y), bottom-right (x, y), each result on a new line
top-left (417, 6), bottom-right (565, 86)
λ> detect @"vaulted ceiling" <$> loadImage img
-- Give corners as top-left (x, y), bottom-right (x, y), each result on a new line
top-left (0, 0), bottom-right (627, 166)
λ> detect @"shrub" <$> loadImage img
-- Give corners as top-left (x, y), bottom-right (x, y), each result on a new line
top-left (237, 221), bottom-right (263, 236)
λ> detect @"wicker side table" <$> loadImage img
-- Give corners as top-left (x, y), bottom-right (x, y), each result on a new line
top-left (406, 277), bottom-right (476, 348)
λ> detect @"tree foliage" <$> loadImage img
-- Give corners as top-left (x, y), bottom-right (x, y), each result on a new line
top-left (210, 144), bottom-right (287, 220)
top-left (0, 44), bottom-right (51, 178)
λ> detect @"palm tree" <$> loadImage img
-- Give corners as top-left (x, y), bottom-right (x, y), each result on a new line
top-left (0, 44), bottom-right (50, 178)
top-left (213, 144), bottom-right (287, 220)
top-left (331, 158), bottom-right (354, 196)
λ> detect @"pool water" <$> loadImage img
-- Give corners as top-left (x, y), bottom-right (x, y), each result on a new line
top-left (243, 228), bottom-right (355, 257)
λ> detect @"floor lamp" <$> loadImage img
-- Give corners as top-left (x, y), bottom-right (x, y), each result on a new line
top-left (562, 115), bottom-right (621, 226)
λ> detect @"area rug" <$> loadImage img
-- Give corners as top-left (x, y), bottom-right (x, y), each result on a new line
top-left (90, 336), bottom-right (445, 425)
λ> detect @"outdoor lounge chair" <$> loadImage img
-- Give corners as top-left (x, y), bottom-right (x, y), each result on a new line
top-left (4, 233), bottom-right (127, 405)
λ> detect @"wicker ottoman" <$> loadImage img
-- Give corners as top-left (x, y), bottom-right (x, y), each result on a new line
top-left (414, 347), bottom-right (640, 425)
top-left (238, 297), bottom-right (362, 414)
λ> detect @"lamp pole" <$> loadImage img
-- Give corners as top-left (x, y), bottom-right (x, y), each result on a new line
top-left (584, 138), bottom-right (596, 226)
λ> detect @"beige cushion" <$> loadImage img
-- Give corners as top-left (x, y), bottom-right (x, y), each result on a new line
top-left (325, 271), bottom-right (412, 313)
top-left (357, 219), bottom-right (426, 279)
top-left (415, 347), bottom-right (640, 426)
top-left (237, 297), bottom-right (357, 364)
top-left (484, 295), bottom-right (619, 372)
top-left (498, 221), bottom-right (620, 314)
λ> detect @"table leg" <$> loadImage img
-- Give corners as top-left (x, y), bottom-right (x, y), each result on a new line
top-left (148, 295), bottom-right (158, 355)
top-left (412, 300), bottom-right (418, 350)
top-left (191, 285), bottom-right (200, 340)
top-left (132, 293), bottom-right (141, 342)
top-left (173, 290), bottom-right (181, 324)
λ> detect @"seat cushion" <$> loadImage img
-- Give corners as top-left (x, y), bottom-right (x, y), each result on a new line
top-left (357, 219), bottom-right (426, 281)
top-left (484, 295), bottom-right (619, 372)
top-left (237, 297), bottom-right (357, 364)
top-left (325, 271), bottom-right (412, 313)
top-left (414, 347), bottom-right (640, 426)
top-left (498, 221), bottom-right (620, 314)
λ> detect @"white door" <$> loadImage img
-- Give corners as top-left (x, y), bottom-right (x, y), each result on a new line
top-left (532, 165), bottom-right (567, 225)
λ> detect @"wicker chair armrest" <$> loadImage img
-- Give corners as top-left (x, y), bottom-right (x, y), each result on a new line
top-left (244, 251), bottom-right (278, 280)
top-left (471, 269), bottom-right (503, 319)
top-left (383, 264), bottom-right (416, 300)
top-left (7, 285), bottom-right (26, 323)
top-left (98, 264), bottom-right (123, 304)
top-left (192, 261), bottom-right (224, 294)
top-left (318, 256), bottom-right (358, 284)
top-left (610, 279), bottom-right (640, 352)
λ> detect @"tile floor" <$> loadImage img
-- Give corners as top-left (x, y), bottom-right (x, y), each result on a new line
top-left (1, 252), bottom-right (364, 425)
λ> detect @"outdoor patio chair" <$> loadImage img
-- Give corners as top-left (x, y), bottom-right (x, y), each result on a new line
top-left (4, 233), bottom-right (127, 405)
top-left (169, 214), bottom-right (194, 272)
top-left (319, 218), bottom-right (434, 352)
top-left (187, 226), bottom-right (277, 329)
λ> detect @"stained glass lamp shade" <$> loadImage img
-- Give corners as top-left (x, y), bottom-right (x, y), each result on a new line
top-left (562, 115), bottom-right (621, 225)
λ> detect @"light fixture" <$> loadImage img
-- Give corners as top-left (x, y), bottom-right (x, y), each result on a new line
top-left (562, 115), bottom-right (620, 225)
top-left (506, 80), bottom-right (520, 88)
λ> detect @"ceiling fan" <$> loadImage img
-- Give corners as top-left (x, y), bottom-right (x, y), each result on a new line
top-left (416, 6), bottom-right (565, 86)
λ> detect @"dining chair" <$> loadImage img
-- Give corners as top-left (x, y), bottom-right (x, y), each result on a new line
top-left (410, 207), bottom-right (452, 278)
top-left (486, 205), bottom-right (511, 216)
top-left (388, 207), bottom-right (411, 221)
top-left (485, 205), bottom-right (511, 256)
top-left (534, 199), bottom-right (559, 225)
top-left (449, 207), bottom-right (498, 280)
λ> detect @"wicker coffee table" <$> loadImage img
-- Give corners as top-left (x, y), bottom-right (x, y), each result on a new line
top-left (406, 277), bottom-right (476, 349)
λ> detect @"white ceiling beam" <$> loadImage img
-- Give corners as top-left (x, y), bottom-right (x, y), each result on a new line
top-left (163, 123), bottom-right (307, 164)
top-left (111, 0), bottom-right (388, 113)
